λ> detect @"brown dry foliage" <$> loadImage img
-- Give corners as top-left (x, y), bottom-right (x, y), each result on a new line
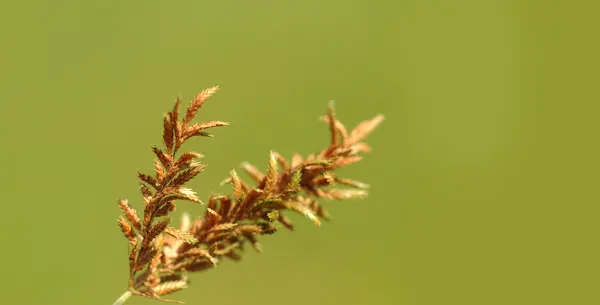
top-left (116, 87), bottom-right (383, 303)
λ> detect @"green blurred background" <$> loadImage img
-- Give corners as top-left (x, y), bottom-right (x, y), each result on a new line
top-left (1, 1), bottom-right (598, 304)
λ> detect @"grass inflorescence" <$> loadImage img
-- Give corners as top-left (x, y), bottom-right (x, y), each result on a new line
top-left (113, 87), bottom-right (383, 304)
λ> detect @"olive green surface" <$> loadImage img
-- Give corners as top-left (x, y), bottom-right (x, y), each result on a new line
top-left (1, 1), bottom-right (598, 304)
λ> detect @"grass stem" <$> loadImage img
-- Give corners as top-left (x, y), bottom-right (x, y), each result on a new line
top-left (112, 291), bottom-right (132, 305)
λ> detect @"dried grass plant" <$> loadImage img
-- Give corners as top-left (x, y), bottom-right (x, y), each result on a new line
top-left (113, 87), bottom-right (384, 304)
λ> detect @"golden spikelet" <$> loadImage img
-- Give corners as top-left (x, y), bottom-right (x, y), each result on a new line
top-left (327, 189), bottom-right (369, 200)
top-left (230, 169), bottom-right (243, 202)
top-left (347, 114), bottom-right (385, 145)
top-left (265, 151), bottom-right (279, 194)
top-left (184, 86), bottom-right (219, 126)
top-left (152, 279), bottom-right (188, 296)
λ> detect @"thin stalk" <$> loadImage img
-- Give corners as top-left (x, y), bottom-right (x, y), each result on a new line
top-left (112, 291), bottom-right (132, 305)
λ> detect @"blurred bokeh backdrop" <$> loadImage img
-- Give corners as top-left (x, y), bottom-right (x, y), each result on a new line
top-left (1, 1), bottom-right (598, 304)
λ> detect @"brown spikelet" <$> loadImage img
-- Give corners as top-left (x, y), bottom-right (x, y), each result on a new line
top-left (138, 172), bottom-right (159, 189)
top-left (155, 201), bottom-right (176, 217)
top-left (182, 248), bottom-right (218, 266)
top-left (118, 216), bottom-right (137, 245)
top-left (205, 207), bottom-right (222, 224)
top-left (327, 101), bottom-right (339, 146)
top-left (243, 233), bottom-right (263, 252)
top-left (169, 166), bottom-right (205, 188)
top-left (154, 160), bottom-right (165, 184)
top-left (113, 89), bottom-right (382, 304)
top-left (183, 260), bottom-right (214, 272)
top-left (212, 242), bottom-right (242, 256)
top-left (119, 199), bottom-right (142, 232)
top-left (170, 98), bottom-right (182, 148)
top-left (185, 121), bottom-right (230, 137)
top-left (285, 201), bottom-right (321, 227)
top-left (334, 177), bottom-right (370, 189)
top-left (175, 152), bottom-right (204, 168)
top-left (186, 131), bottom-right (213, 139)
top-left (320, 114), bottom-right (349, 141)
top-left (174, 121), bottom-right (183, 150)
top-left (145, 218), bottom-right (170, 246)
top-left (171, 98), bottom-right (181, 123)
top-left (163, 115), bottom-right (174, 154)
top-left (149, 235), bottom-right (164, 278)
top-left (153, 147), bottom-right (173, 168)
top-left (184, 86), bottom-right (220, 125)
top-left (128, 245), bottom-right (138, 278)
top-left (137, 246), bottom-right (158, 270)
top-left (305, 198), bottom-right (330, 220)
top-left (210, 223), bottom-right (238, 232)
top-left (236, 224), bottom-right (264, 234)
top-left (140, 184), bottom-right (153, 201)
top-left (278, 214), bottom-right (295, 230)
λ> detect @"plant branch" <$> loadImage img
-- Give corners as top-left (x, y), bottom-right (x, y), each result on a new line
top-left (114, 87), bottom-right (383, 304)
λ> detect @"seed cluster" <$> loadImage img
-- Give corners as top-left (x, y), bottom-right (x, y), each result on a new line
top-left (116, 88), bottom-right (383, 303)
